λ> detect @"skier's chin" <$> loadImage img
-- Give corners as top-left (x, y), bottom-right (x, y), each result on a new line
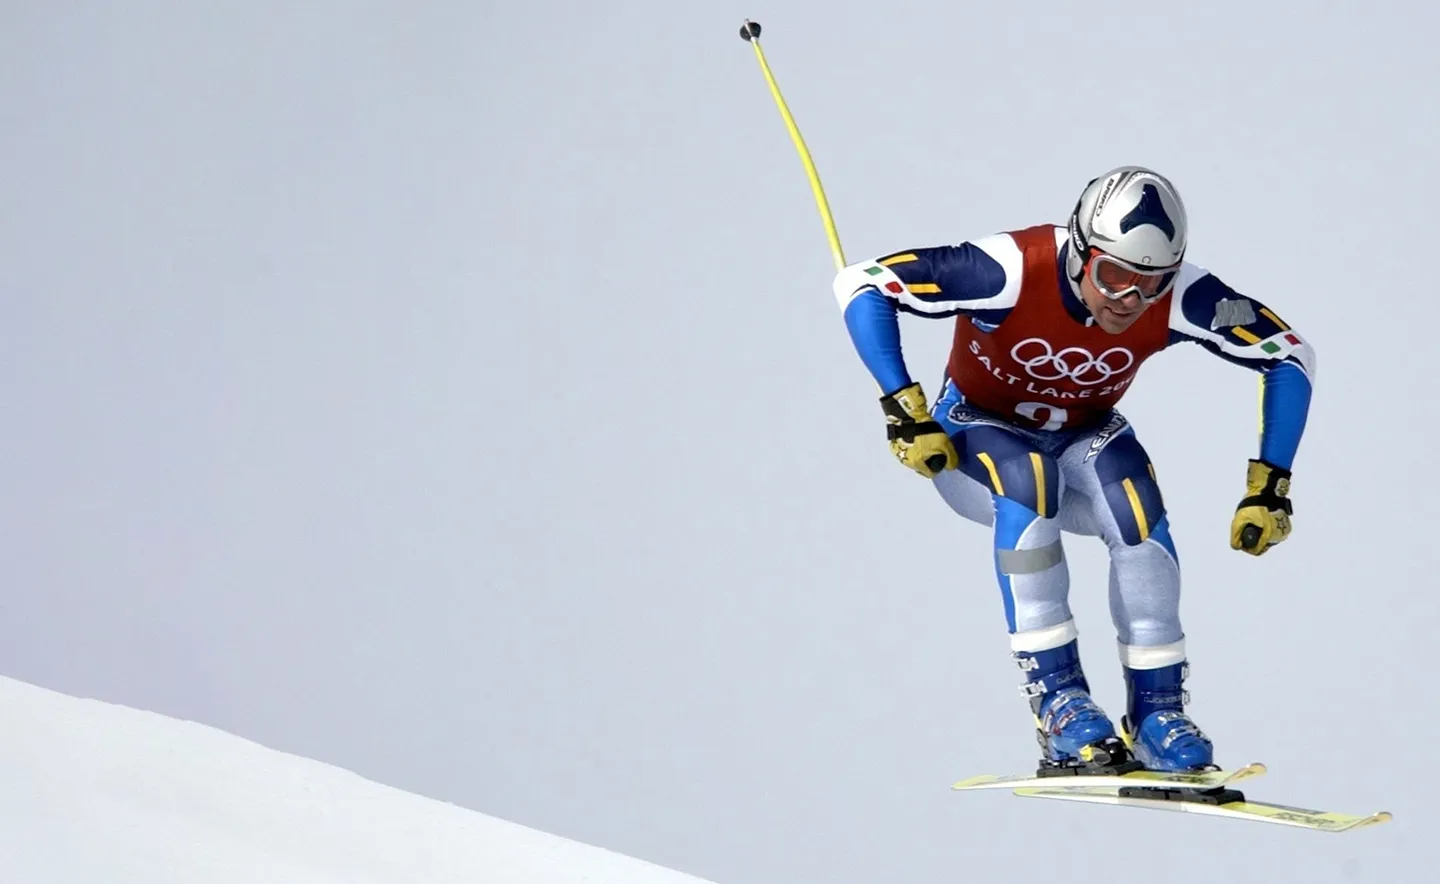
top-left (1093, 305), bottom-right (1141, 334)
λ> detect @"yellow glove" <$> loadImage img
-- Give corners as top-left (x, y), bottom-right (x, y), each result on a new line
top-left (879, 382), bottom-right (958, 478)
top-left (1230, 459), bottom-right (1293, 555)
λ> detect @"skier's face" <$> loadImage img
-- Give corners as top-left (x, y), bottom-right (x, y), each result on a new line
top-left (1079, 272), bottom-right (1150, 334)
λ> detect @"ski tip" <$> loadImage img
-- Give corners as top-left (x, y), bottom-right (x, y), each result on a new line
top-left (950, 775), bottom-right (998, 790)
top-left (1330, 811), bottom-right (1393, 832)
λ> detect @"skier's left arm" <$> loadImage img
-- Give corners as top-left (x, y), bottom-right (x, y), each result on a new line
top-left (1167, 264), bottom-right (1316, 556)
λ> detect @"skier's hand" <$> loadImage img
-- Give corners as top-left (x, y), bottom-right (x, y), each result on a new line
top-left (880, 382), bottom-right (958, 478)
top-left (1230, 459), bottom-right (1292, 555)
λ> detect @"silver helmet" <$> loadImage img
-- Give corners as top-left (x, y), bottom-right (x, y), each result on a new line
top-left (1064, 165), bottom-right (1188, 291)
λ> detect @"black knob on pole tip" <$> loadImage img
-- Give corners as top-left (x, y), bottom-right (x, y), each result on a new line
top-left (739, 20), bottom-right (762, 41)
top-left (1240, 524), bottom-right (1262, 550)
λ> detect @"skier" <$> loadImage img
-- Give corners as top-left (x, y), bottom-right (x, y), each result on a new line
top-left (831, 166), bottom-right (1315, 773)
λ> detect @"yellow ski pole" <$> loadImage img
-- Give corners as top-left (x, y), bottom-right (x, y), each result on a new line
top-left (739, 20), bottom-right (847, 272)
top-left (740, 19), bottom-right (957, 475)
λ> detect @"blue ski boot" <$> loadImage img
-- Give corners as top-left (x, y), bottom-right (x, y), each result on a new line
top-left (1122, 661), bottom-right (1215, 772)
top-left (1016, 639), bottom-right (1134, 773)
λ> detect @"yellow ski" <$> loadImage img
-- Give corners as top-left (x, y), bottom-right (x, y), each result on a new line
top-left (1012, 784), bottom-right (1392, 833)
top-left (952, 762), bottom-right (1267, 793)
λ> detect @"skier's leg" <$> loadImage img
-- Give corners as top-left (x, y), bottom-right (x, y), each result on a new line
top-left (1061, 414), bottom-right (1214, 771)
top-left (931, 382), bottom-right (1117, 764)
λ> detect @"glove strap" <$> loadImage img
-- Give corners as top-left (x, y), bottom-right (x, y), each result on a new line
top-left (879, 383), bottom-right (930, 423)
top-left (887, 421), bottom-right (942, 443)
top-left (1239, 459), bottom-right (1293, 513)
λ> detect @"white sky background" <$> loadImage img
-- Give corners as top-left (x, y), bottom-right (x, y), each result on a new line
top-left (3, 2), bottom-right (1436, 882)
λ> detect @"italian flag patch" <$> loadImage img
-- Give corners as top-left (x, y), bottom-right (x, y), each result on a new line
top-left (1260, 333), bottom-right (1302, 354)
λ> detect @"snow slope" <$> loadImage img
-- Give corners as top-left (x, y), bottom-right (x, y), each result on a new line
top-left (0, 676), bottom-right (718, 883)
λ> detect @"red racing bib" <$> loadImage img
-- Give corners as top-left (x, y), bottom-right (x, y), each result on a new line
top-left (945, 225), bottom-right (1171, 431)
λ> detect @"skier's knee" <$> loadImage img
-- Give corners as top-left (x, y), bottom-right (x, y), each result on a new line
top-left (1095, 434), bottom-right (1167, 547)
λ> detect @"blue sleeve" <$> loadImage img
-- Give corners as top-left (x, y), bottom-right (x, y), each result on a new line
top-left (843, 288), bottom-right (911, 395)
top-left (1259, 362), bottom-right (1311, 470)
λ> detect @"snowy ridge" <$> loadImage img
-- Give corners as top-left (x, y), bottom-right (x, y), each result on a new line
top-left (0, 677), bottom-right (717, 883)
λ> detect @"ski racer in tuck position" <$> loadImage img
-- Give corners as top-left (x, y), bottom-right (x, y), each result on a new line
top-left (831, 166), bottom-right (1315, 773)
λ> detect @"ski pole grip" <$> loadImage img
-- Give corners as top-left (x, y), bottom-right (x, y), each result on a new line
top-left (1240, 524), bottom-right (1262, 550)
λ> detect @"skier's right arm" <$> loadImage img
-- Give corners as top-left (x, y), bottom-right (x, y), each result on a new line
top-left (830, 236), bottom-right (1021, 476)
top-left (831, 234), bottom-right (1021, 393)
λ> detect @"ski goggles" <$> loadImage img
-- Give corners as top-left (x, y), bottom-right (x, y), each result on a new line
top-left (1086, 251), bottom-right (1180, 303)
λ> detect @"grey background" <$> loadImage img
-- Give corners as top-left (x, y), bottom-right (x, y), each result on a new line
top-left (4, 2), bottom-right (1436, 882)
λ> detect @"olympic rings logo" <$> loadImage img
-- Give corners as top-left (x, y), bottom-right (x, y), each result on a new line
top-left (1009, 338), bottom-right (1135, 386)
